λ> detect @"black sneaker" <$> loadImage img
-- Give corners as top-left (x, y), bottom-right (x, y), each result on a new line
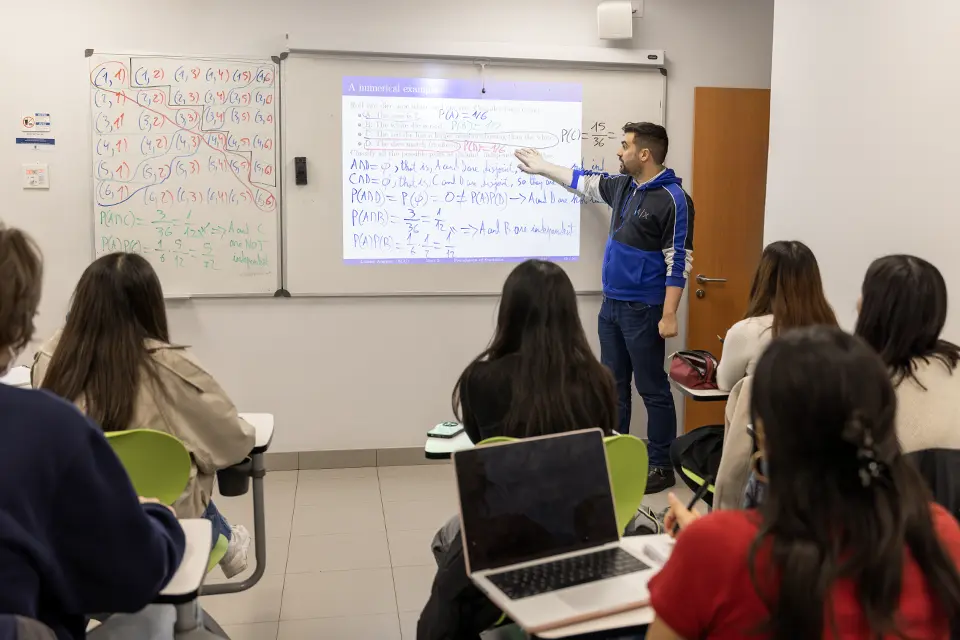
top-left (645, 467), bottom-right (676, 494)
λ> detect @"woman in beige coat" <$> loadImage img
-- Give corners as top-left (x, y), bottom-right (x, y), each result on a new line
top-left (33, 253), bottom-right (255, 578)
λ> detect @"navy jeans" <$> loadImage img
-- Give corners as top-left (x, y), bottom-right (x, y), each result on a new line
top-left (202, 500), bottom-right (233, 547)
top-left (598, 297), bottom-right (677, 469)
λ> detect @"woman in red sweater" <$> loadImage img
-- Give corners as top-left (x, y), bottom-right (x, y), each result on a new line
top-left (649, 326), bottom-right (960, 639)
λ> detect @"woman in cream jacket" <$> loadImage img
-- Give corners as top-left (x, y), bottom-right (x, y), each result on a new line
top-left (33, 253), bottom-right (254, 578)
top-left (675, 241), bottom-right (837, 508)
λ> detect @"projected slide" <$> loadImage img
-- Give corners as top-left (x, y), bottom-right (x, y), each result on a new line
top-left (342, 76), bottom-right (583, 264)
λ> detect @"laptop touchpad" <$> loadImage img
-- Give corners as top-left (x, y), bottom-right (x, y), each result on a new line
top-left (557, 580), bottom-right (636, 611)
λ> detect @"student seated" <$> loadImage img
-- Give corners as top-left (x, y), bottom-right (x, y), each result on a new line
top-left (0, 225), bottom-right (185, 639)
top-left (671, 240), bottom-right (837, 507)
top-left (453, 259), bottom-right (617, 443)
top-left (855, 255), bottom-right (960, 517)
top-left (418, 260), bottom-right (617, 640)
top-left (716, 240), bottom-right (836, 391)
top-left (32, 253), bottom-right (255, 578)
top-left (649, 326), bottom-right (960, 639)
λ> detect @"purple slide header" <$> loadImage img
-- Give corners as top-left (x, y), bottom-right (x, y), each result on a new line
top-left (342, 76), bottom-right (582, 102)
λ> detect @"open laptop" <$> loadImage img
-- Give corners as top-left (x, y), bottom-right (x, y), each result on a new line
top-left (453, 429), bottom-right (656, 634)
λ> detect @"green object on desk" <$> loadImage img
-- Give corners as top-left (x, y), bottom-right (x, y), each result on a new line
top-left (104, 429), bottom-right (190, 505)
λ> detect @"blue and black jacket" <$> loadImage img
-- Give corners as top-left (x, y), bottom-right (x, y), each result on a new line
top-left (570, 168), bottom-right (695, 304)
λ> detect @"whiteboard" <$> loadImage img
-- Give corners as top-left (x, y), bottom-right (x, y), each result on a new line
top-left (283, 54), bottom-right (665, 296)
top-left (89, 53), bottom-right (281, 296)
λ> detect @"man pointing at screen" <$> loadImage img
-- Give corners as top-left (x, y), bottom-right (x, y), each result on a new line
top-left (515, 122), bottom-right (694, 494)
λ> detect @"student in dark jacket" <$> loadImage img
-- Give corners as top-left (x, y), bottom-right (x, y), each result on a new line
top-left (0, 224), bottom-right (185, 640)
top-left (419, 259), bottom-right (617, 640)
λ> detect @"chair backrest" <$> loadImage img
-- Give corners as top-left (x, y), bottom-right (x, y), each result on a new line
top-left (604, 435), bottom-right (649, 533)
top-left (104, 429), bottom-right (191, 505)
top-left (476, 433), bottom-right (648, 534)
top-left (476, 436), bottom-right (519, 446)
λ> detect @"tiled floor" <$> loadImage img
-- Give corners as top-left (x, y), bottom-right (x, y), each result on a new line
top-left (204, 465), bottom-right (694, 640)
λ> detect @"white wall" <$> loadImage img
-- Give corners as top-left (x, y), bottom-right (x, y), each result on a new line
top-left (2, 0), bottom-right (774, 452)
top-left (765, 0), bottom-right (960, 331)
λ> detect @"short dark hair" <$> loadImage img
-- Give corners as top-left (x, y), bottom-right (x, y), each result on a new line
top-left (0, 223), bottom-right (43, 353)
top-left (622, 122), bottom-right (669, 164)
top-left (854, 254), bottom-right (960, 387)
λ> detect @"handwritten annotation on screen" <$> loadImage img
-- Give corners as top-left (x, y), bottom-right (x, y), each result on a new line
top-left (90, 57), bottom-right (278, 281)
top-left (342, 76), bottom-right (597, 265)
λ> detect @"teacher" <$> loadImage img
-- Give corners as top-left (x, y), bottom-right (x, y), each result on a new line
top-left (515, 122), bottom-right (695, 494)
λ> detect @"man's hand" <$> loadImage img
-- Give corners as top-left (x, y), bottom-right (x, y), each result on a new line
top-left (515, 148), bottom-right (549, 175)
top-left (659, 312), bottom-right (679, 339)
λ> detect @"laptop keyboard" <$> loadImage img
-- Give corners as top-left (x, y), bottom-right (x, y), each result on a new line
top-left (487, 547), bottom-right (650, 600)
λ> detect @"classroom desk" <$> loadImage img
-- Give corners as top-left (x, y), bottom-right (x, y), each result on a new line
top-left (203, 413), bottom-right (273, 603)
top-left (424, 429), bottom-right (474, 459)
top-left (423, 427), bottom-right (630, 460)
top-left (669, 379), bottom-right (730, 402)
top-left (0, 365), bottom-right (31, 388)
top-left (533, 534), bottom-right (670, 639)
top-left (238, 412), bottom-right (275, 454)
top-left (157, 519), bottom-right (212, 605)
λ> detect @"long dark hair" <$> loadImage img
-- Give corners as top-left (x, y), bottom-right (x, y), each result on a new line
top-left (743, 241), bottom-right (837, 336)
top-left (855, 254), bottom-right (959, 387)
top-left (749, 326), bottom-right (960, 638)
top-left (41, 253), bottom-right (170, 432)
top-left (452, 260), bottom-right (617, 439)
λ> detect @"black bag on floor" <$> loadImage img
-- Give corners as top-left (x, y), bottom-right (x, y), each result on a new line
top-left (669, 425), bottom-right (724, 507)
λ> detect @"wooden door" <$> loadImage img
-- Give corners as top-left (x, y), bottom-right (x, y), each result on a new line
top-left (684, 88), bottom-right (770, 432)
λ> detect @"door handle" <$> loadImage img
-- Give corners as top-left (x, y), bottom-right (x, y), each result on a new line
top-left (696, 274), bottom-right (728, 285)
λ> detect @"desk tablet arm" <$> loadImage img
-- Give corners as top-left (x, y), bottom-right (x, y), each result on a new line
top-left (201, 448), bottom-right (268, 598)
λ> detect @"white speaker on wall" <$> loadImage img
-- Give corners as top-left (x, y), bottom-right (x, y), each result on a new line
top-left (598, 0), bottom-right (638, 40)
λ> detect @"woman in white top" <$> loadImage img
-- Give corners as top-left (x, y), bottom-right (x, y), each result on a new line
top-left (717, 240), bottom-right (838, 390)
top-left (854, 255), bottom-right (960, 517)
top-left (677, 241), bottom-right (837, 508)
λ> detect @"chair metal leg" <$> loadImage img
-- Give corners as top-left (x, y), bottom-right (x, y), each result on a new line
top-left (174, 601), bottom-right (203, 634)
top-left (201, 611), bottom-right (229, 639)
top-left (201, 452), bottom-right (267, 596)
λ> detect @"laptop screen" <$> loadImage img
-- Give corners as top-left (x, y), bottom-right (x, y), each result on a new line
top-left (454, 430), bottom-right (620, 573)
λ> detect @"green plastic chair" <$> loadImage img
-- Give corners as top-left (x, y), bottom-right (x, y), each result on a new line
top-left (476, 436), bottom-right (518, 446)
top-left (104, 429), bottom-right (229, 572)
top-left (104, 429), bottom-right (191, 505)
top-left (604, 434), bottom-right (648, 533)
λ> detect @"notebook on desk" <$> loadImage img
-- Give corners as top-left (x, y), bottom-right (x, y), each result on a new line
top-left (453, 429), bottom-right (655, 634)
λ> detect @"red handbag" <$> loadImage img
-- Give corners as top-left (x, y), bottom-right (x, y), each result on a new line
top-left (669, 350), bottom-right (719, 390)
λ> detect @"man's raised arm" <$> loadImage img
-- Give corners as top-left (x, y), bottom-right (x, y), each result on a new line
top-left (515, 148), bottom-right (610, 205)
